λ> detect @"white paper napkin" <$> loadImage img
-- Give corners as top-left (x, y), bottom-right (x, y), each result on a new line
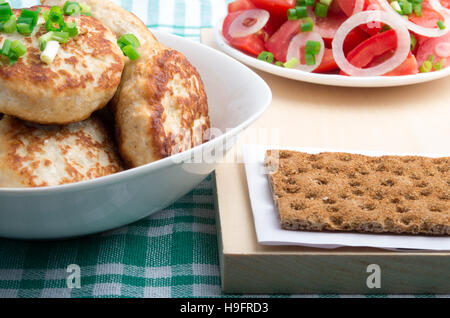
top-left (243, 144), bottom-right (450, 251)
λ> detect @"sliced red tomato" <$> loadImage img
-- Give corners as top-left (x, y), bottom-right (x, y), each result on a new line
top-left (409, 6), bottom-right (444, 29)
top-left (222, 11), bottom-right (265, 56)
top-left (314, 11), bottom-right (348, 47)
top-left (262, 14), bottom-right (286, 38)
top-left (384, 53), bottom-right (418, 76)
top-left (249, 0), bottom-right (296, 17)
top-left (341, 30), bottom-right (418, 76)
top-left (343, 27), bottom-right (370, 55)
top-left (337, 0), bottom-right (381, 35)
top-left (313, 48), bottom-right (338, 73)
top-left (345, 30), bottom-right (398, 68)
top-left (416, 31), bottom-right (450, 67)
top-left (441, 0), bottom-right (450, 9)
top-left (265, 19), bottom-right (301, 62)
top-left (228, 0), bottom-right (256, 12)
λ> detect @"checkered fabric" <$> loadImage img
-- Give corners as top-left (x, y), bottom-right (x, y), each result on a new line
top-left (0, 0), bottom-right (446, 298)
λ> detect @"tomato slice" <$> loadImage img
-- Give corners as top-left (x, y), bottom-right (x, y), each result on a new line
top-left (222, 11), bottom-right (265, 56)
top-left (345, 30), bottom-right (398, 68)
top-left (265, 19), bottom-right (301, 62)
top-left (228, 0), bottom-right (256, 12)
top-left (313, 48), bottom-right (338, 73)
top-left (337, 0), bottom-right (381, 35)
top-left (343, 27), bottom-right (370, 55)
top-left (314, 11), bottom-right (348, 44)
top-left (263, 14), bottom-right (286, 38)
top-left (384, 53), bottom-right (418, 76)
top-left (409, 6), bottom-right (444, 29)
top-left (341, 30), bottom-right (418, 76)
top-left (249, 0), bottom-right (296, 17)
top-left (416, 31), bottom-right (450, 67)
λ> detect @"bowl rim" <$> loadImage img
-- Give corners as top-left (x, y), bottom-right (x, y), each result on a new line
top-left (214, 15), bottom-right (450, 88)
top-left (0, 31), bottom-right (272, 194)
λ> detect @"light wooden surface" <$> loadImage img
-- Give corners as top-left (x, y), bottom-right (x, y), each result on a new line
top-left (201, 29), bottom-right (450, 294)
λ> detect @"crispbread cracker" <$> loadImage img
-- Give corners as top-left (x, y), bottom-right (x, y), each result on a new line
top-left (265, 150), bottom-right (450, 236)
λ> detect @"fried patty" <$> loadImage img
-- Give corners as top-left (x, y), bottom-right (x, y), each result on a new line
top-left (0, 115), bottom-right (124, 188)
top-left (43, 0), bottom-right (211, 167)
top-left (0, 6), bottom-right (124, 125)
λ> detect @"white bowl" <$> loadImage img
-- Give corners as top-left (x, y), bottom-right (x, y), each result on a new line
top-left (0, 31), bottom-right (272, 240)
top-left (214, 17), bottom-right (450, 87)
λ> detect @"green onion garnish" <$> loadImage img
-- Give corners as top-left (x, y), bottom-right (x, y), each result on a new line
top-left (122, 45), bottom-right (140, 61)
top-left (433, 59), bottom-right (446, 71)
top-left (283, 57), bottom-right (299, 68)
top-left (2, 14), bottom-right (16, 33)
top-left (295, 6), bottom-right (308, 18)
top-left (1, 38), bottom-right (11, 56)
top-left (1, 39), bottom-right (26, 65)
top-left (63, 21), bottom-right (78, 37)
top-left (117, 34), bottom-right (141, 50)
top-left (46, 6), bottom-right (65, 31)
top-left (63, 1), bottom-right (81, 16)
top-left (305, 40), bottom-right (321, 55)
top-left (419, 60), bottom-right (432, 73)
top-left (0, 2), bottom-right (12, 22)
top-left (315, 2), bottom-right (329, 18)
top-left (410, 33), bottom-right (417, 51)
top-left (80, 3), bottom-right (92, 16)
top-left (257, 51), bottom-right (274, 63)
top-left (437, 20), bottom-right (446, 30)
top-left (275, 61), bottom-right (284, 67)
top-left (304, 52), bottom-right (316, 65)
top-left (118, 34), bottom-right (141, 60)
top-left (287, 8), bottom-right (297, 20)
top-left (17, 8), bottom-right (41, 35)
top-left (301, 21), bottom-right (313, 32)
top-left (39, 31), bottom-right (54, 51)
top-left (10, 39), bottom-right (26, 57)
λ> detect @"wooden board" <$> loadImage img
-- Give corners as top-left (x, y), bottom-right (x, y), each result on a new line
top-left (200, 29), bottom-right (450, 294)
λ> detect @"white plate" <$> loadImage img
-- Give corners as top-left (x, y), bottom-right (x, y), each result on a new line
top-left (0, 31), bottom-right (272, 240)
top-left (214, 17), bottom-right (450, 87)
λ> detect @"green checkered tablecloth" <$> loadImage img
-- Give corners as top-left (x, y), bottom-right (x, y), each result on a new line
top-left (0, 0), bottom-right (446, 299)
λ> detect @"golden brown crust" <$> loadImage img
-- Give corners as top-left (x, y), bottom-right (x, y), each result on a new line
top-left (0, 6), bottom-right (124, 124)
top-left (265, 150), bottom-right (450, 236)
top-left (0, 116), bottom-right (124, 188)
top-left (114, 47), bottom-right (210, 167)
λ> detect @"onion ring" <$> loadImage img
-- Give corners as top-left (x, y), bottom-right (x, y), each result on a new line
top-left (332, 10), bottom-right (411, 76)
top-left (286, 31), bottom-right (325, 72)
top-left (228, 9), bottom-right (270, 38)
top-left (377, 0), bottom-right (450, 37)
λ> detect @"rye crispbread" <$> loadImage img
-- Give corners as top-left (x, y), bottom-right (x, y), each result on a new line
top-left (265, 150), bottom-right (450, 236)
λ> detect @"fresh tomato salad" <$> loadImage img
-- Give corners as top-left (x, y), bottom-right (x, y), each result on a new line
top-left (222, 0), bottom-right (450, 76)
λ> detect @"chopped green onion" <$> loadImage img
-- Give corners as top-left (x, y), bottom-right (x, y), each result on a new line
top-left (437, 20), bottom-right (446, 30)
top-left (287, 8), bottom-right (297, 20)
top-left (427, 54), bottom-right (436, 63)
top-left (433, 59), bottom-right (446, 71)
top-left (320, 0), bottom-right (332, 6)
top-left (0, 2), bottom-right (12, 22)
top-left (1, 38), bottom-right (11, 56)
top-left (315, 2), bottom-right (329, 18)
top-left (117, 34), bottom-right (141, 50)
top-left (283, 57), bottom-right (299, 68)
top-left (63, 1), bottom-right (81, 16)
top-left (46, 6), bottom-right (65, 31)
top-left (305, 0), bottom-right (315, 6)
top-left (419, 60), bottom-right (432, 73)
top-left (63, 21), bottom-right (78, 37)
top-left (2, 14), bottom-right (16, 33)
top-left (413, 3), bottom-right (422, 17)
top-left (10, 39), bottom-right (26, 57)
top-left (51, 31), bottom-right (70, 43)
top-left (39, 31), bottom-right (54, 51)
top-left (275, 61), bottom-right (284, 67)
top-left (257, 51), bottom-right (274, 63)
top-left (295, 6), bottom-right (308, 18)
top-left (305, 40), bottom-right (321, 55)
top-left (410, 33), bottom-right (417, 51)
top-left (390, 1), bottom-right (402, 14)
top-left (122, 44), bottom-right (140, 61)
top-left (41, 40), bottom-right (60, 64)
top-left (304, 52), bottom-right (316, 65)
top-left (17, 23), bottom-right (32, 35)
top-left (80, 3), bottom-right (91, 16)
top-left (300, 21), bottom-right (313, 32)
top-left (402, 1), bottom-right (412, 15)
